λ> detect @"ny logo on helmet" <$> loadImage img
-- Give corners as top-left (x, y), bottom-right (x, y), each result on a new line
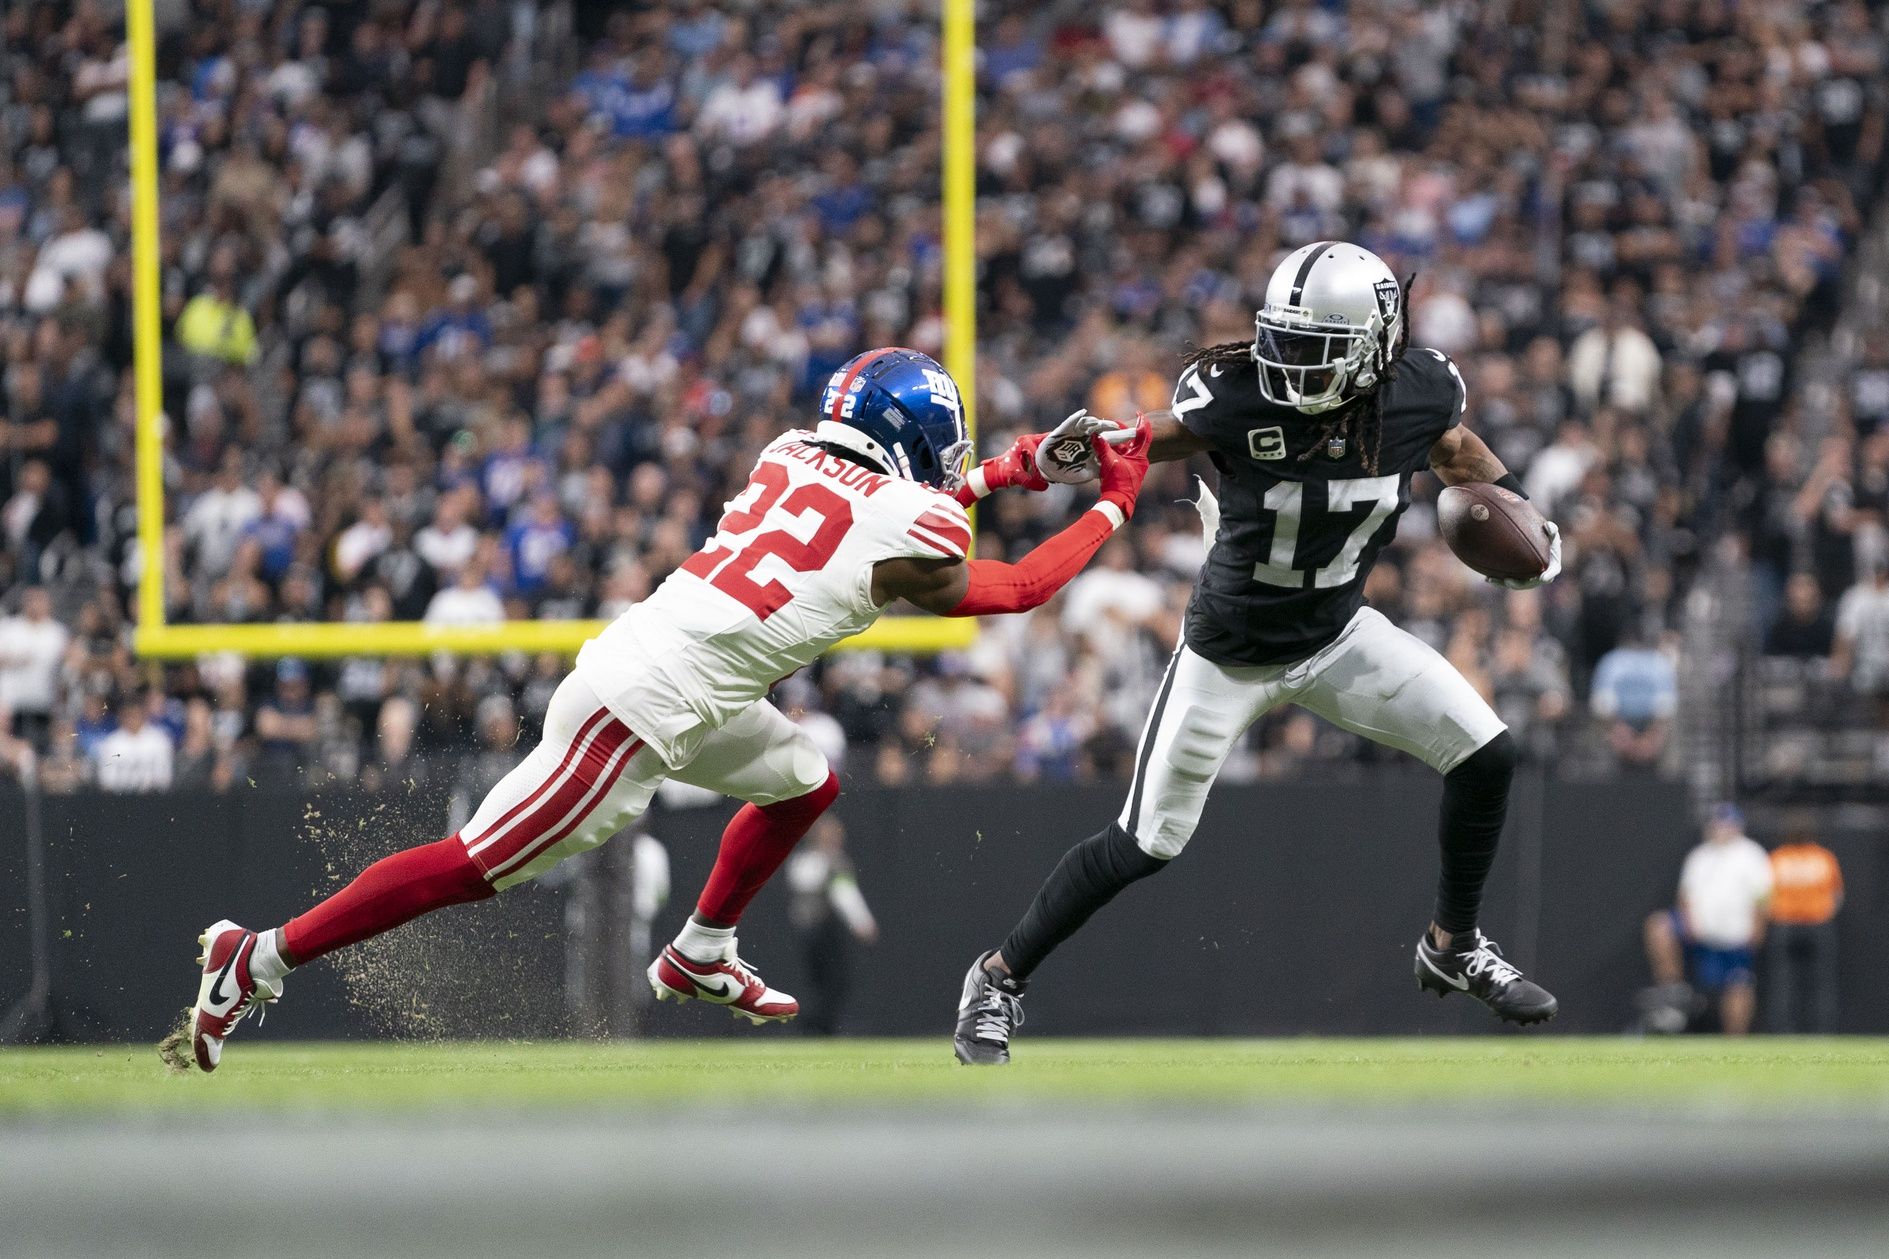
top-left (919, 368), bottom-right (962, 426)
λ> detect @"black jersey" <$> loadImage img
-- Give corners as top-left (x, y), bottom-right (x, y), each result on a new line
top-left (1179, 346), bottom-right (1465, 666)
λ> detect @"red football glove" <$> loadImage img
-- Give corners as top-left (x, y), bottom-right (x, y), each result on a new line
top-left (988, 433), bottom-right (1053, 493)
top-left (1094, 417), bottom-right (1152, 519)
top-left (953, 437), bottom-right (1038, 504)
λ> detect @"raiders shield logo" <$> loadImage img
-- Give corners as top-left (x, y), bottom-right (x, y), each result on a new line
top-left (1373, 278), bottom-right (1401, 321)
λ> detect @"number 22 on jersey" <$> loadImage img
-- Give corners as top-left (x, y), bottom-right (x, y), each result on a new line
top-left (680, 463), bottom-right (854, 620)
top-left (1252, 475), bottom-right (1401, 589)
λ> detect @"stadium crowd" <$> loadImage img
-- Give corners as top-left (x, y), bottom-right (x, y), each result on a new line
top-left (3, 0), bottom-right (1888, 795)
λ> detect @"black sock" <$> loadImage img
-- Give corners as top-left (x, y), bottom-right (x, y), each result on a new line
top-left (997, 823), bottom-right (1170, 980)
top-left (1433, 731), bottom-right (1516, 938)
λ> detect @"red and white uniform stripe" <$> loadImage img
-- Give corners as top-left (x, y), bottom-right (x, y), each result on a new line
top-left (461, 705), bottom-right (646, 882)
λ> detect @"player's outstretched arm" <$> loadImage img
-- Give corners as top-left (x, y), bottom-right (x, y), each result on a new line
top-left (1428, 426), bottom-right (1563, 590)
top-left (1133, 410), bottom-right (1215, 464)
top-left (1426, 425), bottom-right (1510, 486)
top-left (879, 426), bottom-right (1151, 616)
top-left (961, 410), bottom-right (1208, 507)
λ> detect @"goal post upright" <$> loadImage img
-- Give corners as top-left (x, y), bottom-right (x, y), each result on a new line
top-left (127, 0), bottom-right (169, 652)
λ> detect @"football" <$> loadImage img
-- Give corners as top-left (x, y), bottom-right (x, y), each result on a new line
top-left (1437, 483), bottom-right (1553, 582)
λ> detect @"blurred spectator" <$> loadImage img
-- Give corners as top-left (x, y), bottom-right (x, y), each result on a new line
top-left (93, 689), bottom-right (174, 792)
top-left (1643, 804), bottom-right (1773, 1036)
top-left (175, 268), bottom-right (258, 366)
top-left (425, 553), bottom-right (505, 625)
top-left (253, 659), bottom-right (318, 782)
top-left (1765, 819), bottom-right (1844, 1034)
top-left (182, 453), bottom-right (262, 580)
top-left (173, 695), bottom-right (235, 791)
top-left (1764, 573), bottom-right (1836, 658)
top-left (1016, 686), bottom-right (1095, 782)
top-left (361, 694), bottom-right (427, 794)
top-left (1832, 560), bottom-right (1889, 719)
top-left (1489, 622), bottom-right (1571, 762)
top-left (447, 694), bottom-right (520, 833)
top-left (1566, 301), bottom-right (1662, 417)
top-left (3, 460), bottom-right (72, 577)
top-left (0, 587), bottom-right (69, 748)
top-left (1590, 631), bottom-right (1678, 770)
top-left (785, 816), bottom-right (877, 1036)
top-left (780, 678), bottom-right (847, 773)
top-left (505, 494), bottom-right (575, 598)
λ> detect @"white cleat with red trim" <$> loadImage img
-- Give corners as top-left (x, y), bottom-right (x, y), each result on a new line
top-left (648, 941), bottom-right (798, 1024)
top-left (187, 920), bottom-right (281, 1071)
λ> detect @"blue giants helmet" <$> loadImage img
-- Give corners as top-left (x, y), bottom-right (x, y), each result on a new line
top-left (816, 348), bottom-right (971, 491)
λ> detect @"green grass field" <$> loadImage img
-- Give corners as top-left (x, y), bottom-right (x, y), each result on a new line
top-left (5, 1037), bottom-right (1887, 1114)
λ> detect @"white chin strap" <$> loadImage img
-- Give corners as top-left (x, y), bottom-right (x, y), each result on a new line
top-left (814, 420), bottom-right (907, 479)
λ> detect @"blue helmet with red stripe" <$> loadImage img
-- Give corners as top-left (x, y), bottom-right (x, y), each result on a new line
top-left (816, 348), bottom-right (971, 491)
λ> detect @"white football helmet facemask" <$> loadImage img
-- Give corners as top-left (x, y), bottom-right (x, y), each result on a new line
top-left (1252, 241), bottom-right (1404, 414)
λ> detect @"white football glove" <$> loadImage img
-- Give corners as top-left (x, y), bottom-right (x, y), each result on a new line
top-left (1489, 520), bottom-right (1562, 590)
top-left (1034, 409), bottom-right (1121, 484)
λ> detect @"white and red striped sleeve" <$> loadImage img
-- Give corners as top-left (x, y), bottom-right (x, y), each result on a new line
top-left (900, 496), bottom-right (974, 562)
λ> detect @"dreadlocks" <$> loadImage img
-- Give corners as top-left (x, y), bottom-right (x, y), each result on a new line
top-left (1342, 270), bottom-right (1415, 475)
top-left (1182, 271), bottom-right (1413, 476)
top-left (1181, 340), bottom-right (1252, 371)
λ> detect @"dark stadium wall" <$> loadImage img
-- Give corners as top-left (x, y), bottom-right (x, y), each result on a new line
top-left (4, 774), bottom-right (1885, 1042)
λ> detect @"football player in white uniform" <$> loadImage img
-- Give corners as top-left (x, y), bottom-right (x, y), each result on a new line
top-left (171, 348), bottom-right (1151, 1072)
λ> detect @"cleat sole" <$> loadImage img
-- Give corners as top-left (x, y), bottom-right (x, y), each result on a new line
top-left (953, 1042), bottom-right (1010, 1066)
top-left (734, 1007), bottom-right (796, 1025)
top-left (1497, 1004), bottom-right (1559, 1026)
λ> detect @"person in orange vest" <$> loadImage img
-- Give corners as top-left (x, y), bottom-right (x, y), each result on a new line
top-left (1766, 819), bottom-right (1844, 1034)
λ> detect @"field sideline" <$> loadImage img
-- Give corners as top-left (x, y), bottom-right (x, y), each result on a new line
top-left (5, 1036), bottom-right (1888, 1112)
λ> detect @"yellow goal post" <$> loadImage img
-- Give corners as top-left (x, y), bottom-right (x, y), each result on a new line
top-left (130, 0), bottom-right (980, 660)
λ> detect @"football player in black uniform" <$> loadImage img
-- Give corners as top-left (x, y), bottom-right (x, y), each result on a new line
top-left (955, 241), bottom-right (1564, 1064)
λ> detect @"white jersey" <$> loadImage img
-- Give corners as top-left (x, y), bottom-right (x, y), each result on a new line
top-left (1679, 835), bottom-right (1775, 949)
top-left (576, 431), bottom-right (971, 766)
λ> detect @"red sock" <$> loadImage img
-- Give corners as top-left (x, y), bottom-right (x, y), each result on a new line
top-left (280, 835), bottom-right (493, 966)
top-left (695, 771), bottom-right (840, 925)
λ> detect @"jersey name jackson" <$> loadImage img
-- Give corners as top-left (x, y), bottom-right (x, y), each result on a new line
top-left (1178, 348), bottom-right (1465, 667)
top-left (574, 431), bottom-right (969, 765)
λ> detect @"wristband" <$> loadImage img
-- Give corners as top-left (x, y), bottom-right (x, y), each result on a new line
top-left (965, 464), bottom-right (993, 500)
top-left (1494, 472), bottom-right (1527, 499)
top-left (1092, 501), bottom-right (1127, 532)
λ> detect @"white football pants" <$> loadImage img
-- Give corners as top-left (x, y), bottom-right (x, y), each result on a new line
top-left (1118, 607), bottom-right (1507, 859)
top-left (458, 673), bottom-right (830, 890)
